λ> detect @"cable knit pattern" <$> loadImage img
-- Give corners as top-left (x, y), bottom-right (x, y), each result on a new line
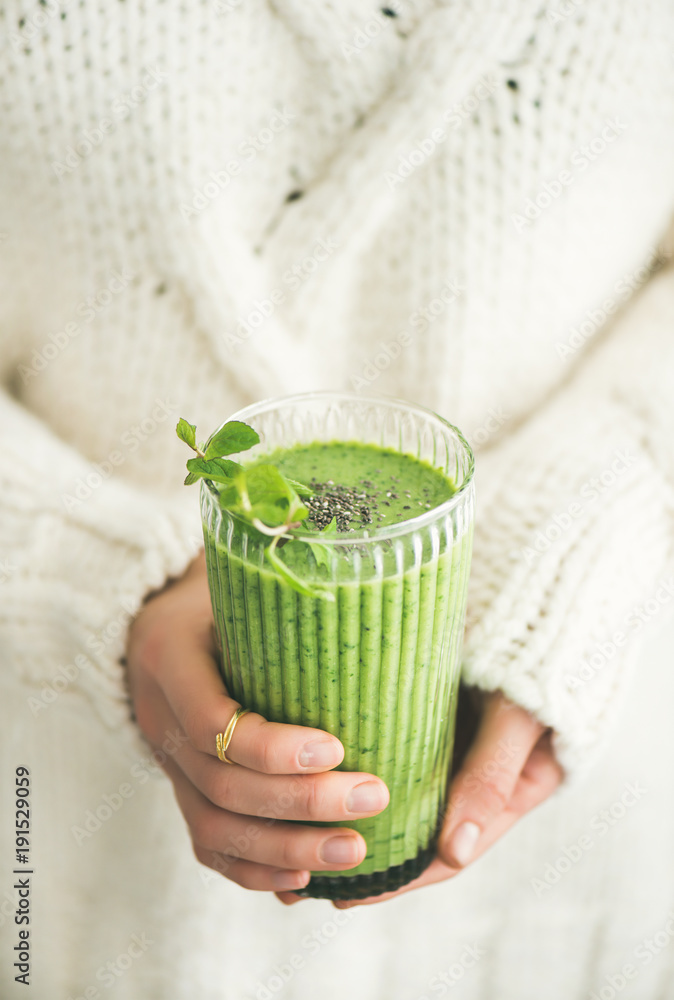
top-left (462, 266), bottom-right (674, 772)
top-left (0, 391), bottom-right (204, 752)
top-left (1, 0), bottom-right (673, 775)
top-left (1, 2), bottom-right (674, 997)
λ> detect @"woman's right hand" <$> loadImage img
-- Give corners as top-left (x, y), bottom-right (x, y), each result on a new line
top-left (125, 552), bottom-right (389, 894)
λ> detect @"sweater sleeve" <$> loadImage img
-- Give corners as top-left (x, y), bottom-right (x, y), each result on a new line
top-left (0, 390), bottom-right (202, 755)
top-left (461, 260), bottom-right (674, 778)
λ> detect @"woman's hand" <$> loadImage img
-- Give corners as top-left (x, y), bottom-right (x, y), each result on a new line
top-left (277, 691), bottom-right (563, 907)
top-left (125, 552), bottom-right (389, 894)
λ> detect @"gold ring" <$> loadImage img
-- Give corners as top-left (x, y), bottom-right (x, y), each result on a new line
top-left (215, 707), bottom-right (251, 764)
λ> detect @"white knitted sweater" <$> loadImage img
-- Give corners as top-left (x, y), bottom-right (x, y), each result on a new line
top-left (2, 1), bottom-right (674, 996)
top-left (2, 0), bottom-right (673, 775)
top-left (2, 0), bottom-right (674, 767)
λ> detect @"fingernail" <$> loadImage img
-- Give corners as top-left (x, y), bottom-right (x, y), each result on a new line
top-left (448, 821), bottom-right (481, 867)
top-left (320, 836), bottom-right (361, 865)
top-left (346, 781), bottom-right (388, 813)
top-left (271, 870), bottom-right (310, 891)
top-left (298, 740), bottom-right (341, 768)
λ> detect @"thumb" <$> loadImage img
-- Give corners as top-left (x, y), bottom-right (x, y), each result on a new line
top-left (440, 693), bottom-right (543, 869)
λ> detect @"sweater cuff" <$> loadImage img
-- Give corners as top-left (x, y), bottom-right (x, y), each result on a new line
top-left (1, 464), bottom-right (202, 754)
top-left (461, 417), bottom-right (673, 780)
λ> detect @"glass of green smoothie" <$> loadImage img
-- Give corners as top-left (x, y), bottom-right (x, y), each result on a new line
top-left (200, 392), bottom-right (474, 900)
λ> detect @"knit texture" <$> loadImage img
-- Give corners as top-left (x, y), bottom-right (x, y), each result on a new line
top-left (1, 3), bottom-right (673, 767)
top-left (2, 3), bottom-right (674, 998)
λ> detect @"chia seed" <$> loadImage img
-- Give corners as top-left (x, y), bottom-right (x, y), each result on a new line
top-left (302, 467), bottom-right (433, 532)
top-left (305, 478), bottom-right (376, 531)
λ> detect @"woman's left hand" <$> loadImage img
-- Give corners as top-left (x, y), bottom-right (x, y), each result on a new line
top-left (276, 691), bottom-right (564, 908)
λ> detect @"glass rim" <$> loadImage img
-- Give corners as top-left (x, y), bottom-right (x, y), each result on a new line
top-left (202, 390), bottom-right (475, 544)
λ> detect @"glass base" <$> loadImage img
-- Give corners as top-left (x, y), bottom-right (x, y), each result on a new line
top-left (294, 842), bottom-right (437, 901)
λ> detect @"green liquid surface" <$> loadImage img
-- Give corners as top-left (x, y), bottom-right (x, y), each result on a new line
top-left (268, 440), bottom-right (456, 533)
top-left (203, 440), bottom-right (472, 898)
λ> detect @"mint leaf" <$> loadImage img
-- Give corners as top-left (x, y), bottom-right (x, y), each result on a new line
top-left (235, 465), bottom-right (308, 528)
top-left (266, 543), bottom-right (335, 602)
top-left (213, 482), bottom-right (240, 507)
top-left (249, 502), bottom-right (292, 528)
top-left (241, 464), bottom-right (292, 505)
top-left (177, 417), bottom-right (332, 600)
top-left (186, 456), bottom-right (242, 484)
top-left (204, 421), bottom-right (260, 460)
top-left (304, 517), bottom-right (337, 570)
top-left (310, 544), bottom-right (330, 571)
top-left (176, 418), bottom-right (197, 450)
top-left (284, 477), bottom-right (315, 497)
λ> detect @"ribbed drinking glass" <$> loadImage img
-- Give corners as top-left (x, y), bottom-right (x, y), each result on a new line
top-left (201, 392), bottom-right (475, 899)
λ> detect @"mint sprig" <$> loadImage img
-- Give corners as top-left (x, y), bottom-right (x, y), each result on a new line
top-left (186, 456), bottom-right (243, 484)
top-left (176, 418), bottom-right (198, 449)
top-left (177, 417), bottom-right (259, 485)
top-left (177, 418), bottom-right (335, 600)
top-left (309, 517), bottom-right (337, 570)
top-left (203, 421), bottom-right (260, 459)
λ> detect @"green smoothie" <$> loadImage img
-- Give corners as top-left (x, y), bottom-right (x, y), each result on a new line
top-left (203, 439), bottom-right (473, 899)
